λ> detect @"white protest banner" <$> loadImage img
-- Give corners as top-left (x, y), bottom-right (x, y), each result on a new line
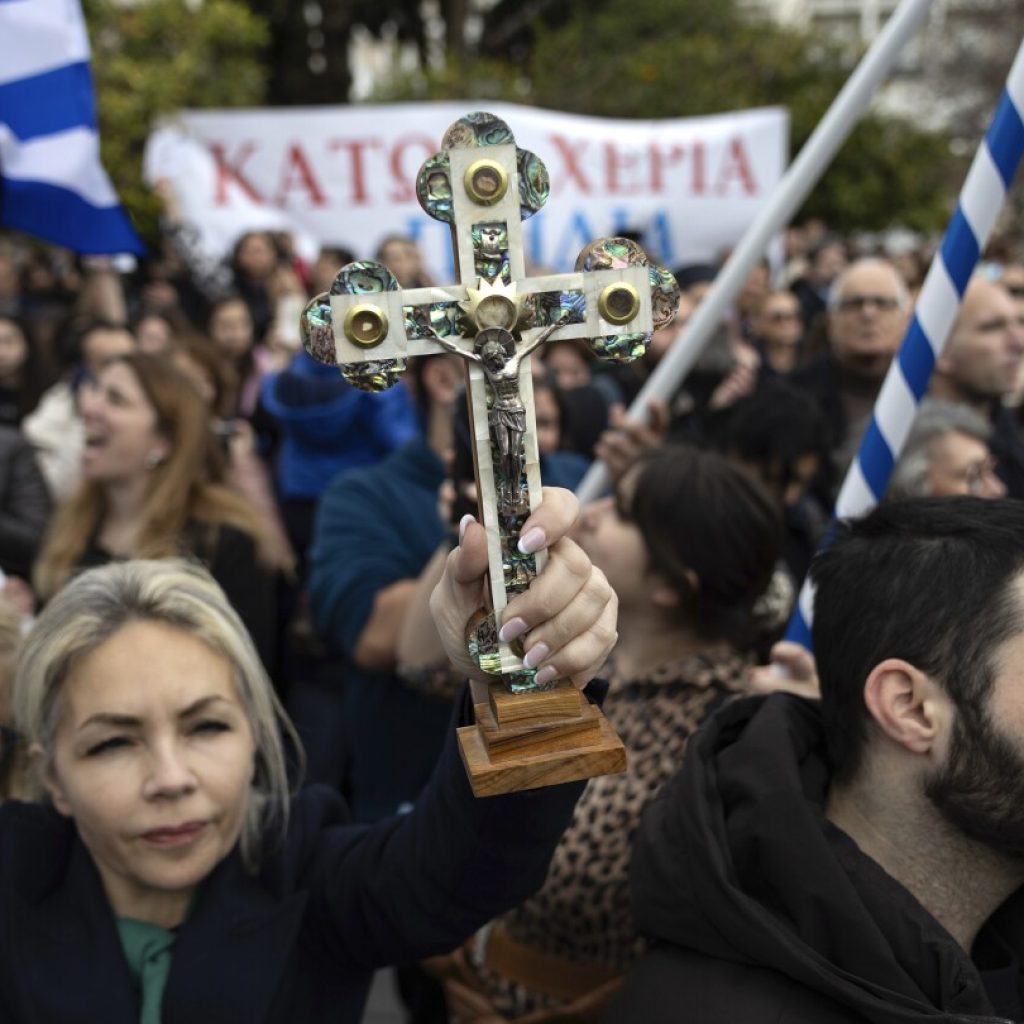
top-left (144, 101), bottom-right (787, 277)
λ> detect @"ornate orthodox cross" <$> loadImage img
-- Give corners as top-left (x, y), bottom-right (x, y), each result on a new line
top-left (302, 111), bottom-right (678, 792)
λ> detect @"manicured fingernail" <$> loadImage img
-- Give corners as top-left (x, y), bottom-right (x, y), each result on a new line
top-left (459, 514), bottom-right (475, 547)
top-left (518, 527), bottom-right (546, 555)
top-left (534, 665), bottom-right (558, 686)
top-left (523, 642), bottom-right (550, 669)
top-left (498, 617), bottom-right (527, 643)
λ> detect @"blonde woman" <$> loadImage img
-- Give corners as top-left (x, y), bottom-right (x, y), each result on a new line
top-left (1, 488), bottom-right (615, 1022)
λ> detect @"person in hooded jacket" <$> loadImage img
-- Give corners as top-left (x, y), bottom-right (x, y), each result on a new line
top-left (609, 496), bottom-right (1024, 1024)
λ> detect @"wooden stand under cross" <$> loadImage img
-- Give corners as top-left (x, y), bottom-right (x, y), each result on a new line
top-left (301, 111), bottom-right (679, 796)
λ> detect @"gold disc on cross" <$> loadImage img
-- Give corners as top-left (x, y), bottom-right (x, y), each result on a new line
top-left (598, 283), bottom-right (641, 325)
top-left (474, 294), bottom-right (518, 330)
top-left (343, 304), bottom-right (390, 348)
top-left (464, 159), bottom-right (508, 205)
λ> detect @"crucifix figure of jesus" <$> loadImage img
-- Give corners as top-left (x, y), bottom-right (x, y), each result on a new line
top-left (300, 110), bottom-right (678, 794)
top-left (430, 320), bottom-right (566, 514)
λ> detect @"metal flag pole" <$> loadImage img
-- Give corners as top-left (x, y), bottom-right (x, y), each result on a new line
top-left (576, 0), bottom-right (934, 503)
top-left (785, 35), bottom-right (1024, 648)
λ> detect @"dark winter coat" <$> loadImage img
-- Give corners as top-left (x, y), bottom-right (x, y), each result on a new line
top-left (606, 694), bottom-right (1023, 1024)
top-left (0, 691), bottom-right (586, 1022)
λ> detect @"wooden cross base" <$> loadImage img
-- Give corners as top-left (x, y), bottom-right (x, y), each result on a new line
top-left (457, 680), bottom-right (627, 797)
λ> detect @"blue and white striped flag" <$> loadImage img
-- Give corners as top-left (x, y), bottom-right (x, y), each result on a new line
top-left (0, 0), bottom-right (144, 254)
top-left (785, 36), bottom-right (1024, 650)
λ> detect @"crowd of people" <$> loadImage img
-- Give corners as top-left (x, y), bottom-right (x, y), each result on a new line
top-left (2, 209), bottom-right (1024, 1024)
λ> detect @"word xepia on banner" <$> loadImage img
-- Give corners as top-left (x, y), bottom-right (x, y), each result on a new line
top-left (144, 101), bottom-right (787, 275)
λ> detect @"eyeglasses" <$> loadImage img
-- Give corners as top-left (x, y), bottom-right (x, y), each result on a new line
top-left (837, 295), bottom-right (903, 314)
top-left (961, 456), bottom-right (1000, 496)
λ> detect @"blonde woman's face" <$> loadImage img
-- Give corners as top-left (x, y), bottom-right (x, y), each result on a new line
top-left (41, 620), bottom-right (256, 928)
top-left (79, 362), bottom-right (167, 484)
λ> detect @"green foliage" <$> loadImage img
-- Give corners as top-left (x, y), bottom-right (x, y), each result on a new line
top-left (83, 0), bottom-right (268, 243)
top-left (808, 115), bottom-right (952, 233)
top-left (376, 0), bottom-right (956, 235)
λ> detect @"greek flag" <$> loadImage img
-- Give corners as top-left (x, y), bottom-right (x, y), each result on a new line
top-left (0, 0), bottom-right (143, 254)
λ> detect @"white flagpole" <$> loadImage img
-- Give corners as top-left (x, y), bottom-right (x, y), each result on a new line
top-left (576, 0), bottom-right (935, 503)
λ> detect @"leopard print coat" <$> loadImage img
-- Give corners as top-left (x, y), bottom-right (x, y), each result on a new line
top-left (472, 647), bottom-right (753, 1017)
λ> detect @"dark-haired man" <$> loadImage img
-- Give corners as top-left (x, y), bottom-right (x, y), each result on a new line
top-left (609, 497), bottom-right (1024, 1023)
top-left (306, 354), bottom-right (460, 820)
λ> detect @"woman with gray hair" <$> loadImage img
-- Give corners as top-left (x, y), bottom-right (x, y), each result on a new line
top-left (0, 490), bottom-right (616, 1023)
top-left (887, 399), bottom-right (1005, 500)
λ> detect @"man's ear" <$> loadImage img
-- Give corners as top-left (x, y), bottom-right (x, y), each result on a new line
top-left (862, 658), bottom-right (949, 756)
top-left (30, 743), bottom-right (73, 817)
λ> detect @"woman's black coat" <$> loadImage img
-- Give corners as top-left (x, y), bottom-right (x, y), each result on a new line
top-left (0, 693), bottom-right (585, 1022)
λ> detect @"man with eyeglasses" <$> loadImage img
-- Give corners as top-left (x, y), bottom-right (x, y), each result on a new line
top-left (791, 258), bottom-right (910, 502)
top-left (931, 276), bottom-right (1024, 497)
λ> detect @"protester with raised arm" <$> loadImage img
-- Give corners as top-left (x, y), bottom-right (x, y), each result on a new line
top-left (0, 484), bottom-right (615, 1022)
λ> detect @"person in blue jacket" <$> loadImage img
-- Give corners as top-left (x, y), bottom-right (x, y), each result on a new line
top-left (0, 488), bottom-right (615, 1023)
top-left (259, 348), bottom-right (420, 576)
